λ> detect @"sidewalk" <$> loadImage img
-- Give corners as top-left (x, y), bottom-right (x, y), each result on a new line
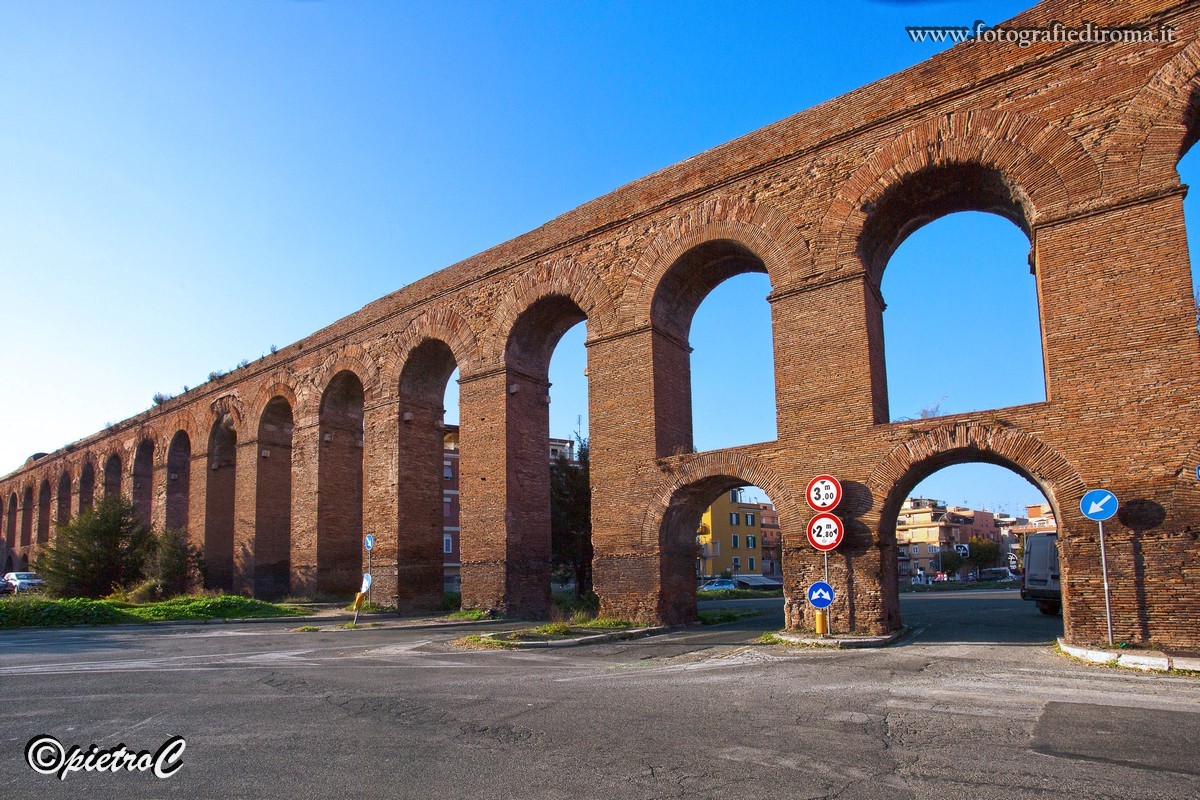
top-left (1058, 638), bottom-right (1200, 673)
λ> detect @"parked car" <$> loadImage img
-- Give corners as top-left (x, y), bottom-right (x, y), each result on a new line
top-left (698, 578), bottom-right (736, 592)
top-left (3, 572), bottom-right (46, 593)
top-left (0, 576), bottom-right (14, 595)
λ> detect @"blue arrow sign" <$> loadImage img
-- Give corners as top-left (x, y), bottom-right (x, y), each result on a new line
top-left (1080, 489), bottom-right (1118, 522)
top-left (806, 581), bottom-right (835, 610)
top-left (364, 534), bottom-right (375, 551)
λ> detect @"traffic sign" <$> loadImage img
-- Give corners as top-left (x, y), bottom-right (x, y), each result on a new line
top-left (806, 475), bottom-right (842, 512)
top-left (955, 544), bottom-right (969, 557)
top-left (806, 581), bottom-right (835, 609)
top-left (360, 573), bottom-right (372, 594)
top-left (806, 512), bottom-right (844, 551)
top-left (1080, 489), bottom-right (1118, 521)
top-left (364, 533), bottom-right (375, 551)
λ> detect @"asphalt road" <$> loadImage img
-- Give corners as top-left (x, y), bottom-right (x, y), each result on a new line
top-left (1, 590), bottom-right (1198, 800)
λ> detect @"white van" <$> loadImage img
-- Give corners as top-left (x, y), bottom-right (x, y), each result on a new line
top-left (1021, 533), bottom-right (1061, 615)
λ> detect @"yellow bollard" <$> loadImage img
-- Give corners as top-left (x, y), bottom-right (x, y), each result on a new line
top-left (814, 608), bottom-right (829, 636)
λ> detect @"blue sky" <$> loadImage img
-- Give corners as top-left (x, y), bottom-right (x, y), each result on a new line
top-left (2, 0), bottom-right (1187, 518)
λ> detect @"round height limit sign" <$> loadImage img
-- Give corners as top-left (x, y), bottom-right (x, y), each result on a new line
top-left (805, 474), bottom-right (844, 552)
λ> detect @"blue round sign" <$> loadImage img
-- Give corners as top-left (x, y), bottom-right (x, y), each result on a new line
top-left (1080, 489), bottom-right (1118, 522)
top-left (806, 581), bottom-right (835, 610)
top-left (364, 534), bottom-right (375, 551)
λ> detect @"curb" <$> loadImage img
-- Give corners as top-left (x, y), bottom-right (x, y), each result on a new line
top-left (773, 626), bottom-right (908, 649)
top-left (476, 626), bottom-right (668, 648)
top-left (0, 611), bottom-right (519, 634)
top-left (1057, 638), bottom-right (1198, 673)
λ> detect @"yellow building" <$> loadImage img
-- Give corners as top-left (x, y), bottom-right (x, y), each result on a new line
top-left (696, 489), bottom-right (765, 578)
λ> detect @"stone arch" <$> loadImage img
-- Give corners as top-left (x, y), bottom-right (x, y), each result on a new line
top-left (640, 449), bottom-right (802, 549)
top-left (486, 257), bottom-right (618, 362)
top-left (383, 304), bottom-right (481, 394)
top-left (818, 109), bottom-right (1103, 284)
top-left (867, 421), bottom-right (1086, 636)
top-left (305, 343), bottom-right (380, 417)
top-left (317, 369), bottom-right (366, 595)
top-left (1106, 37), bottom-right (1200, 192)
top-left (206, 393), bottom-right (246, 442)
top-left (866, 422), bottom-right (1085, 536)
top-left (625, 195), bottom-right (809, 327)
top-left (254, 393), bottom-right (295, 599)
top-left (78, 457), bottom-right (96, 512)
top-left (132, 437), bottom-right (155, 527)
top-left (165, 429), bottom-right (192, 531)
top-left (57, 469), bottom-right (72, 525)
top-left (247, 376), bottom-right (299, 431)
top-left (102, 451), bottom-right (123, 500)
top-left (637, 449), bottom-right (801, 625)
top-left (36, 478), bottom-right (51, 544)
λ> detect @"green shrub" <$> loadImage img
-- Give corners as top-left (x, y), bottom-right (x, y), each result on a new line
top-left (36, 497), bottom-right (155, 598)
top-left (153, 527), bottom-right (204, 598)
top-left (442, 591), bottom-right (462, 612)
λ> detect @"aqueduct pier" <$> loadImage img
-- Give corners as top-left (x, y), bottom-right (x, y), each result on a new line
top-left (4, 0), bottom-right (1200, 649)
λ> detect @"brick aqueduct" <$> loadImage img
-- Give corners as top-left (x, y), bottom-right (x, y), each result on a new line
top-left (5, 0), bottom-right (1200, 648)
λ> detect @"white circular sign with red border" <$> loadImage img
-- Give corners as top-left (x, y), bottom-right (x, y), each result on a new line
top-left (806, 512), bottom-right (844, 552)
top-left (805, 474), bottom-right (842, 512)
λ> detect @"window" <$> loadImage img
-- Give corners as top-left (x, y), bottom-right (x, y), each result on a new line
top-left (911, 545), bottom-right (919, 557)
top-left (748, 556), bottom-right (755, 572)
top-left (732, 534), bottom-right (739, 549)
top-left (443, 496), bottom-right (452, 518)
top-left (730, 489), bottom-right (739, 502)
top-left (443, 461), bottom-right (453, 480)
top-left (729, 512), bottom-right (739, 525)
top-left (745, 513), bottom-right (755, 527)
top-left (732, 557), bottom-right (741, 570)
top-left (443, 534), bottom-right (453, 554)
top-left (928, 544), bottom-right (938, 554)
top-left (746, 535), bottom-right (756, 549)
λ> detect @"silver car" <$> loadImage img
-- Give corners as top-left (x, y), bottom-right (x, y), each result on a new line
top-left (3, 572), bottom-right (46, 593)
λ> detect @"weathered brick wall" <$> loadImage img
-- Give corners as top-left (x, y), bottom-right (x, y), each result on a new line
top-left (3, 0), bottom-right (1200, 648)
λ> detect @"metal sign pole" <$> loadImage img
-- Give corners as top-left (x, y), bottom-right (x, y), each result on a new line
top-left (1098, 520), bottom-right (1113, 646)
top-left (367, 549), bottom-right (373, 606)
top-left (823, 551), bottom-right (829, 584)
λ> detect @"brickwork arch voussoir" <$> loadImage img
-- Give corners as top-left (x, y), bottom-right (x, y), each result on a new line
top-left (866, 422), bottom-right (1086, 544)
top-left (817, 109), bottom-right (1102, 282)
top-left (483, 256), bottom-right (619, 365)
top-left (639, 450), bottom-right (803, 550)
top-left (1106, 37), bottom-right (1200, 193)
top-left (382, 303), bottom-right (483, 391)
top-left (624, 195), bottom-right (810, 328)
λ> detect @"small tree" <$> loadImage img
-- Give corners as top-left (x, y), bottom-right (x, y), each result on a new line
top-left (966, 536), bottom-right (1001, 574)
top-left (937, 549), bottom-right (964, 578)
top-left (36, 496), bottom-right (155, 598)
top-left (153, 527), bottom-right (205, 598)
top-left (550, 437), bottom-right (592, 599)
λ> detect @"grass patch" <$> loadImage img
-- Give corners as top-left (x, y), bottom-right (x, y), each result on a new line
top-left (445, 608), bottom-right (494, 621)
top-left (293, 625), bottom-right (320, 632)
top-left (452, 634), bottom-right (508, 649)
top-left (696, 588), bottom-right (782, 601)
top-left (340, 601), bottom-right (395, 614)
top-left (572, 616), bottom-right (637, 629)
top-left (0, 594), bottom-right (303, 629)
top-left (697, 608), bottom-right (762, 626)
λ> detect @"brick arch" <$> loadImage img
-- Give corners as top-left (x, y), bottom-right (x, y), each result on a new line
top-left (205, 393), bottom-right (247, 442)
top-left (866, 421), bottom-right (1086, 545)
top-left (381, 303), bottom-right (482, 390)
top-left (624, 195), bottom-right (809, 327)
top-left (817, 109), bottom-right (1103, 282)
top-left (639, 449), bottom-right (803, 550)
top-left (246, 374), bottom-right (300, 431)
top-left (301, 343), bottom-right (380, 419)
top-left (484, 256), bottom-right (619, 364)
top-left (1106, 37), bottom-right (1200, 192)
top-left (162, 408), bottom-right (203, 457)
